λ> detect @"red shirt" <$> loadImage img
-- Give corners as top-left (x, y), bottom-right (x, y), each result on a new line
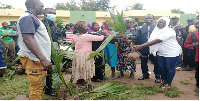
top-left (184, 30), bottom-right (199, 62)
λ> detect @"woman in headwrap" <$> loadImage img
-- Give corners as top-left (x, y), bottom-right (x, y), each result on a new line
top-left (87, 22), bottom-right (105, 82)
top-left (117, 18), bottom-right (136, 78)
top-left (133, 16), bottom-right (182, 89)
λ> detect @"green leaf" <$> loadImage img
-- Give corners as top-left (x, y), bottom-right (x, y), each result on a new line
top-left (59, 51), bottom-right (76, 56)
top-left (87, 33), bottom-right (117, 60)
top-left (105, 19), bottom-right (120, 32)
top-left (52, 73), bottom-right (61, 92)
top-left (109, 10), bottom-right (116, 22)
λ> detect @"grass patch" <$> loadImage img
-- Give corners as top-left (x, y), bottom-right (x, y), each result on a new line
top-left (0, 69), bottom-right (29, 97)
top-left (164, 86), bottom-right (183, 98)
top-left (180, 81), bottom-right (190, 85)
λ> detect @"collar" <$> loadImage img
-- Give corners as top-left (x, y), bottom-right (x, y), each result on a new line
top-left (25, 10), bottom-right (40, 20)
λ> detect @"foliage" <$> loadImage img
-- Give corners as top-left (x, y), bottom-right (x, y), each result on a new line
top-left (80, 0), bottom-right (111, 11)
top-left (0, 2), bottom-right (14, 9)
top-left (55, 0), bottom-right (112, 11)
top-left (4, 69), bottom-right (17, 80)
top-left (54, 17), bottom-right (65, 30)
top-left (7, 57), bottom-right (20, 68)
top-left (55, 0), bottom-right (81, 11)
top-left (87, 10), bottom-right (125, 60)
top-left (79, 82), bottom-right (132, 100)
top-left (46, 23), bottom-right (76, 95)
top-left (171, 8), bottom-right (185, 14)
top-left (131, 3), bottom-right (144, 10)
top-left (0, 72), bottom-right (29, 97)
top-left (80, 0), bottom-right (99, 11)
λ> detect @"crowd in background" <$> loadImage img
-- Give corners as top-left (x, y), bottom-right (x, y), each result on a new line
top-left (0, 0), bottom-right (199, 100)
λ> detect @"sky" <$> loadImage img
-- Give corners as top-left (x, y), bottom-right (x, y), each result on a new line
top-left (0, 0), bottom-right (199, 14)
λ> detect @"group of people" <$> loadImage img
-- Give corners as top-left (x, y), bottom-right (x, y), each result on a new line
top-left (0, 0), bottom-right (198, 100)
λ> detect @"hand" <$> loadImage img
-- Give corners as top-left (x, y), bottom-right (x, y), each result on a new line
top-left (59, 43), bottom-right (65, 46)
top-left (40, 58), bottom-right (52, 71)
top-left (133, 45), bottom-right (143, 51)
top-left (3, 33), bottom-right (8, 37)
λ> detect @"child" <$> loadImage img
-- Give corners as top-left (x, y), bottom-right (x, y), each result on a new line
top-left (117, 18), bottom-right (136, 78)
top-left (184, 20), bottom-right (199, 92)
top-left (71, 20), bottom-right (104, 91)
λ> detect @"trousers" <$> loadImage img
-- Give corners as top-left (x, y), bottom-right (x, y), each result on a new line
top-left (19, 55), bottom-right (47, 100)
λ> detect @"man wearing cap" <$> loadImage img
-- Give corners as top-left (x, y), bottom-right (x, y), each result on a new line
top-left (169, 16), bottom-right (187, 71)
top-left (183, 17), bottom-right (196, 71)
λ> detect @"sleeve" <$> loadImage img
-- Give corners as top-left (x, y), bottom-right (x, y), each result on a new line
top-left (87, 34), bottom-right (104, 41)
top-left (184, 34), bottom-right (194, 49)
top-left (158, 29), bottom-right (176, 42)
top-left (130, 28), bottom-right (141, 40)
top-left (19, 16), bottom-right (39, 34)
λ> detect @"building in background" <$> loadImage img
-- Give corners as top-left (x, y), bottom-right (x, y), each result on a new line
top-left (0, 9), bottom-right (197, 28)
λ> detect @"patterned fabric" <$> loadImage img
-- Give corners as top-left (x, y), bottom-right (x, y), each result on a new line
top-left (0, 42), bottom-right (6, 69)
top-left (171, 24), bottom-right (184, 47)
top-left (117, 41), bottom-right (136, 72)
top-left (72, 52), bottom-right (95, 83)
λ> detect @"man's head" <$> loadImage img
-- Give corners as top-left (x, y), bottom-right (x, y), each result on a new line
top-left (44, 8), bottom-right (56, 15)
top-left (7, 25), bottom-right (13, 29)
top-left (44, 8), bottom-right (56, 21)
top-left (2, 22), bottom-right (8, 29)
top-left (170, 16), bottom-right (179, 25)
top-left (124, 18), bottom-right (133, 29)
top-left (25, 0), bottom-right (44, 15)
top-left (187, 17), bottom-right (194, 25)
top-left (194, 20), bottom-right (199, 31)
top-left (144, 14), bottom-right (154, 25)
top-left (196, 15), bottom-right (199, 20)
top-left (65, 24), bottom-right (71, 30)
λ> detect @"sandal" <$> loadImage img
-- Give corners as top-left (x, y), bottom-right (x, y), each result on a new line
top-left (111, 75), bottom-right (118, 79)
top-left (118, 75), bottom-right (124, 78)
top-left (162, 84), bottom-right (171, 90)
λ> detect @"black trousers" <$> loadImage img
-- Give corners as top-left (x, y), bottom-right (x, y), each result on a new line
top-left (183, 47), bottom-right (189, 66)
top-left (45, 70), bottom-right (53, 90)
top-left (195, 62), bottom-right (199, 87)
top-left (93, 56), bottom-right (105, 80)
top-left (188, 49), bottom-right (196, 68)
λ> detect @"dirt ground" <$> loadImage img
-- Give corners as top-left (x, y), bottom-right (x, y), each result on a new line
top-left (13, 59), bottom-right (199, 100)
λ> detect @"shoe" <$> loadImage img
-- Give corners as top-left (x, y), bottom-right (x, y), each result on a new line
top-left (138, 76), bottom-right (149, 80)
top-left (162, 84), bottom-right (171, 90)
top-left (176, 67), bottom-right (182, 71)
top-left (88, 84), bottom-right (94, 91)
top-left (80, 86), bottom-right (86, 92)
top-left (155, 79), bottom-right (161, 83)
top-left (182, 67), bottom-right (192, 71)
top-left (195, 86), bottom-right (199, 92)
top-left (44, 88), bottom-right (56, 96)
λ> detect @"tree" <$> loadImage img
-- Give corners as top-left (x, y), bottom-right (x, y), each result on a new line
top-left (80, 0), bottom-right (112, 11)
top-left (171, 8), bottom-right (185, 14)
top-left (80, 0), bottom-right (99, 11)
top-left (131, 3), bottom-right (143, 10)
top-left (96, 0), bottom-right (111, 11)
top-left (0, 2), bottom-right (14, 9)
top-left (55, 0), bottom-right (80, 11)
